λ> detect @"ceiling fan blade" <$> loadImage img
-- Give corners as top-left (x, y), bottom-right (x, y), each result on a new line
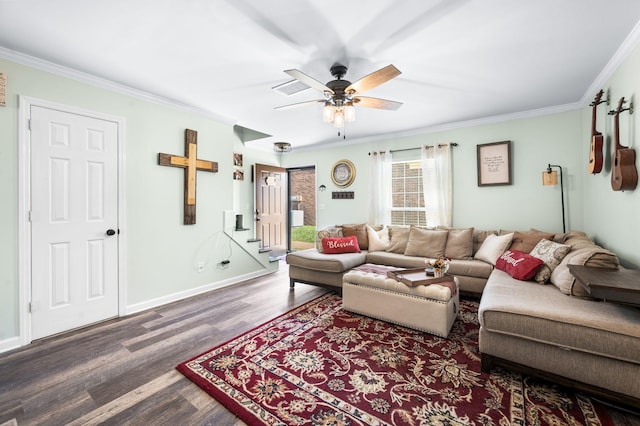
top-left (353, 96), bottom-right (403, 110)
top-left (274, 99), bottom-right (325, 110)
top-left (284, 69), bottom-right (334, 94)
top-left (345, 64), bottom-right (401, 94)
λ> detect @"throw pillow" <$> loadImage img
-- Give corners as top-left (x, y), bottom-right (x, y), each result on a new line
top-left (316, 227), bottom-right (342, 253)
top-left (509, 229), bottom-right (555, 253)
top-left (321, 236), bottom-right (361, 254)
top-left (386, 226), bottom-right (411, 254)
top-left (495, 249), bottom-right (544, 281)
top-left (529, 238), bottom-right (571, 283)
top-left (366, 225), bottom-right (390, 252)
top-left (342, 223), bottom-right (369, 250)
top-left (404, 226), bottom-right (449, 258)
top-left (443, 228), bottom-right (474, 259)
top-left (472, 229), bottom-right (498, 256)
top-left (473, 232), bottom-right (514, 265)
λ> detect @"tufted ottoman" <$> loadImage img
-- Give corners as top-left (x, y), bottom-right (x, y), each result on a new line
top-left (342, 264), bottom-right (459, 337)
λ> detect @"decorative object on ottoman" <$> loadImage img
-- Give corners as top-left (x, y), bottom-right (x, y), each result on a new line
top-left (428, 255), bottom-right (451, 277)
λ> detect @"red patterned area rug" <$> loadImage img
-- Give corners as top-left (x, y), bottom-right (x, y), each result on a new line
top-left (177, 294), bottom-right (627, 425)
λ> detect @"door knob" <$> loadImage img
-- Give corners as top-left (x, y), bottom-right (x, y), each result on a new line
top-left (106, 229), bottom-right (116, 236)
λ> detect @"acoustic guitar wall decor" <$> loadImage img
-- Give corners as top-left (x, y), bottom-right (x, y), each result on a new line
top-left (609, 97), bottom-right (637, 191)
top-left (588, 89), bottom-right (606, 174)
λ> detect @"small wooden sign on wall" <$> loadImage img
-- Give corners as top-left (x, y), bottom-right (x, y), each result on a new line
top-left (0, 73), bottom-right (6, 106)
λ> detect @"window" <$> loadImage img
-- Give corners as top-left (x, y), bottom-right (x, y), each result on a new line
top-left (391, 160), bottom-right (427, 226)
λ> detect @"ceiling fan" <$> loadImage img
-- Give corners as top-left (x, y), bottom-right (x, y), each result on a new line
top-left (275, 63), bottom-right (403, 128)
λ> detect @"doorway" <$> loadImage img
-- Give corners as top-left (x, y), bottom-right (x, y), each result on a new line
top-left (287, 166), bottom-right (316, 252)
top-left (254, 163), bottom-right (287, 253)
top-left (19, 96), bottom-right (126, 343)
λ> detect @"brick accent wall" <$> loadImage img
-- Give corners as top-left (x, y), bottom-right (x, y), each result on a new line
top-left (289, 169), bottom-right (316, 226)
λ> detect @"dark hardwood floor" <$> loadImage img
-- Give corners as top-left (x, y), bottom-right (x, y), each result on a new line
top-left (0, 263), bottom-right (328, 425)
top-left (2, 264), bottom-right (639, 425)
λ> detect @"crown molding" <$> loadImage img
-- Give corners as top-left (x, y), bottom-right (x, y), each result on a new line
top-left (0, 46), bottom-right (234, 124)
top-left (292, 101), bottom-right (583, 153)
top-left (581, 19), bottom-right (640, 107)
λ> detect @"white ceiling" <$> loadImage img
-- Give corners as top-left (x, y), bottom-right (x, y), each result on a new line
top-left (2, 0), bottom-right (640, 151)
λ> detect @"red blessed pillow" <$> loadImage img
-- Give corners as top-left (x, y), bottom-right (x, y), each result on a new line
top-left (495, 249), bottom-right (544, 281)
top-left (321, 236), bottom-right (361, 254)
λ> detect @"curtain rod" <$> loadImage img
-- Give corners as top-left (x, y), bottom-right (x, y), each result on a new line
top-left (369, 143), bottom-right (458, 155)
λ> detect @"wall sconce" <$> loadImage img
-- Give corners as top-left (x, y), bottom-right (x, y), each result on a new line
top-left (318, 184), bottom-right (326, 192)
top-left (542, 164), bottom-right (565, 232)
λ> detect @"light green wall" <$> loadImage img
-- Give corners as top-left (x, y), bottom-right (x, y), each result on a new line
top-left (582, 41), bottom-right (640, 268)
top-left (282, 110), bottom-right (584, 233)
top-left (3, 36), bottom-right (640, 342)
top-left (0, 58), bottom-right (276, 342)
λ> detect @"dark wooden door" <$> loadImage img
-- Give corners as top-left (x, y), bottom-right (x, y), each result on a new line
top-left (255, 163), bottom-right (287, 249)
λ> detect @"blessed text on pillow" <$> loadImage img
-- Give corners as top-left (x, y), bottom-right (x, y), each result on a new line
top-left (321, 236), bottom-right (361, 254)
top-left (495, 249), bottom-right (544, 281)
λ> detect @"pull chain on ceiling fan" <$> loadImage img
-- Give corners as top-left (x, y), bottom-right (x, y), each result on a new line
top-left (275, 63), bottom-right (402, 129)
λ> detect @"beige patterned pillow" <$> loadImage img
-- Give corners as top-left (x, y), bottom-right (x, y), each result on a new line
top-left (530, 239), bottom-right (571, 283)
top-left (404, 227), bottom-right (449, 258)
top-left (316, 227), bottom-right (343, 252)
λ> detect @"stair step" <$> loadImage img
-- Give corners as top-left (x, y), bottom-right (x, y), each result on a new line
top-left (259, 248), bottom-right (272, 253)
top-left (247, 238), bottom-right (261, 243)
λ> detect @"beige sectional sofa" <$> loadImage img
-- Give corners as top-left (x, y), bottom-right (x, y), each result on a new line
top-left (286, 225), bottom-right (640, 408)
top-left (287, 224), bottom-right (495, 295)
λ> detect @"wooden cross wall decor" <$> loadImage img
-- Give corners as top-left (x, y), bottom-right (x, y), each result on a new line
top-left (158, 129), bottom-right (218, 225)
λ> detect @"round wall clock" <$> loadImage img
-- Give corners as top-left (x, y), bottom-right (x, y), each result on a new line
top-left (331, 159), bottom-right (356, 187)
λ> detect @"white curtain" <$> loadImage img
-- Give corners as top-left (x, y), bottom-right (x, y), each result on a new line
top-left (422, 144), bottom-right (452, 227)
top-left (368, 151), bottom-right (392, 225)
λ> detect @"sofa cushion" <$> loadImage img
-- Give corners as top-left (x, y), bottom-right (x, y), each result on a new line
top-left (438, 227), bottom-right (474, 259)
top-left (530, 239), bottom-right (571, 283)
top-left (316, 227), bottom-right (343, 252)
top-left (474, 232), bottom-right (514, 265)
top-left (366, 225), bottom-right (390, 252)
top-left (364, 251), bottom-right (494, 279)
top-left (342, 223), bottom-right (369, 250)
top-left (479, 269), bottom-right (640, 365)
top-left (386, 226), bottom-right (411, 254)
top-left (366, 251), bottom-right (428, 268)
top-left (495, 249), bottom-right (543, 281)
top-left (404, 226), bottom-right (448, 258)
top-left (286, 249), bottom-right (366, 273)
top-left (510, 229), bottom-right (554, 253)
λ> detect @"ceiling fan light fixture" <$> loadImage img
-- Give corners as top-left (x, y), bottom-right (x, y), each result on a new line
top-left (344, 102), bottom-right (355, 122)
top-left (323, 102), bottom-right (335, 122)
top-left (333, 110), bottom-right (345, 128)
top-left (273, 142), bottom-right (292, 153)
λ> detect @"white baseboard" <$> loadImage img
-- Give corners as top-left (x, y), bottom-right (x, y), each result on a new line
top-left (124, 269), bottom-right (273, 316)
top-left (0, 336), bottom-right (22, 354)
top-left (0, 270), bottom-right (275, 354)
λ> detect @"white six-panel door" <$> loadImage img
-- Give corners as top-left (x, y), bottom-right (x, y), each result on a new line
top-left (29, 105), bottom-right (119, 339)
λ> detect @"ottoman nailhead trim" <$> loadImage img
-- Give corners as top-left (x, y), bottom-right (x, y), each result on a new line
top-left (343, 282), bottom-right (450, 305)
